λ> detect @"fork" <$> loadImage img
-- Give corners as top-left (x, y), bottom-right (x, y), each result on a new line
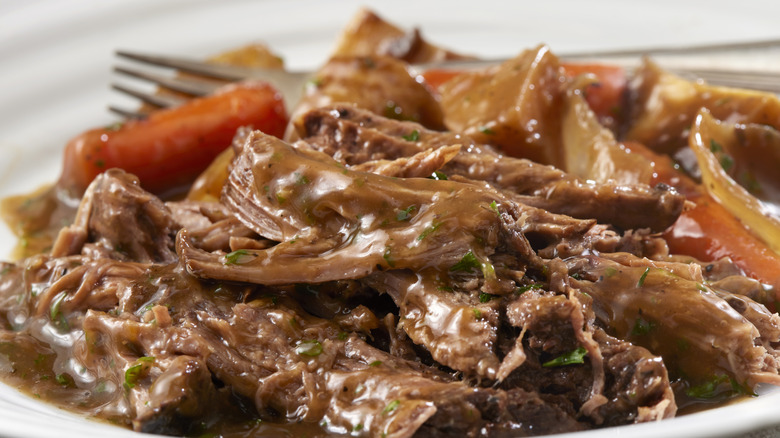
top-left (111, 38), bottom-right (780, 118)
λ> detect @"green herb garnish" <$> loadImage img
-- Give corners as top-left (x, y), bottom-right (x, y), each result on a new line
top-left (383, 246), bottom-right (396, 268)
top-left (428, 171), bottom-right (448, 181)
top-left (631, 314), bottom-right (655, 336)
top-left (450, 251), bottom-right (481, 273)
top-left (396, 205), bottom-right (416, 221)
top-left (685, 375), bottom-right (757, 399)
top-left (50, 292), bottom-right (66, 320)
top-left (637, 267), bottom-right (650, 287)
top-left (542, 347), bottom-right (588, 368)
top-left (295, 172), bottom-right (310, 185)
top-left (417, 222), bottom-right (441, 241)
top-left (685, 375), bottom-right (729, 399)
top-left (709, 139), bottom-right (723, 153)
top-left (124, 357), bottom-right (155, 390)
top-left (224, 249), bottom-right (253, 265)
top-left (479, 293), bottom-right (494, 303)
top-left (402, 130), bottom-right (420, 141)
top-left (383, 399), bottom-right (401, 414)
top-left (515, 283), bottom-right (544, 294)
top-left (296, 340), bottom-right (323, 357)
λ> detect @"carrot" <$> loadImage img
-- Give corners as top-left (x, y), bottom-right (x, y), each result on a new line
top-left (560, 63), bottom-right (627, 121)
top-left (664, 195), bottom-right (780, 292)
top-left (628, 141), bottom-right (780, 293)
top-left (419, 68), bottom-right (462, 91)
top-left (59, 80), bottom-right (288, 197)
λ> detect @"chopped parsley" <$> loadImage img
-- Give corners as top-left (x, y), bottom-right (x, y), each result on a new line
top-left (450, 251), bottom-right (481, 273)
top-left (740, 171), bottom-right (762, 194)
top-left (369, 360), bottom-right (383, 367)
top-left (402, 130), bottom-right (420, 141)
top-left (417, 222), bottom-right (441, 241)
top-left (637, 267), bottom-right (650, 287)
top-left (296, 340), bottom-right (323, 357)
top-left (686, 375), bottom-right (757, 400)
top-left (383, 246), bottom-right (396, 268)
top-left (472, 308), bottom-right (483, 319)
top-left (478, 126), bottom-right (496, 135)
top-left (50, 293), bottom-right (66, 320)
top-left (295, 172), bottom-right (310, 185)
top-left (709, 139), bottom-right (735, 172)
top-left (382, 399), bottom-right (401, 415)
top-left (515, 283), bottom-right (544, 294)
top-left (124, 357), bottom-right (155, 390)
top-left (631, 314), bottom-right (655, 336)
top-left (489, 200), bottom-right (499, 215)
top-left (396, 205), bottom-right (416, 221)
top-left (709, 139), bottom-right (723, 153)
top-left (224, 249), bottom-right (254, 265)
top-left (479, 293), bottom-right (495, 303)
top-left (428, 171), bottom-right (448, 181)
top-left (542, 347), bottom-right (588, 368)
top-left (50, 292), bottom-right (69, 331)
top-left (719, 154), bottom-right (735, 172)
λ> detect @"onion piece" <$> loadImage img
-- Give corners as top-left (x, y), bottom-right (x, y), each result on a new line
top-left (689, 109), bottom-right (780, 254)
top-left (561, 75), bottom-right (653, 185)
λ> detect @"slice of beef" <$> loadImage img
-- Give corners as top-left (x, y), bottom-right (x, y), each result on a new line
top-left (167, 200), bottom-right (268, 253)
top-left (288, 54), bottom-right (445, 142)
top-left (295, 105), bottom-right (685, 232)
top-left (51, 169), bottom-right (179, 263)
top-left (501, 285), bottom-right (675, 427)
top-left (363, 270), bottom-right (502, 379)
top-left (569, 254), bottom-right (780, 389)
top-left (351, 144), bottom-right (462, 178)
top-left (184, 131), bottom-right (616, 286)
top-left (295, 104), bottom-right (490, 165)
top-left (133, 356), bottom-right (218, 434)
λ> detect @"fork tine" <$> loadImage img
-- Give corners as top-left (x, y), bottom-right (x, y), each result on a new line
top-left (110, 83), bottom-right (187, 109)
top-left (113, 65), bottom-right (223, 96)
top-left (107, 105), bottom-right (146, 120)
top-left (116, 50), bottom-right (256, 81)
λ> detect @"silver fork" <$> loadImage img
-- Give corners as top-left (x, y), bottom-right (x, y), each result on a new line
top-left (111, 38), bottom-right (780, 118)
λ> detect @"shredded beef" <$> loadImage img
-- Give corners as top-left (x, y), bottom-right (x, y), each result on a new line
top-left (1, 110), bottom-right (778, 438)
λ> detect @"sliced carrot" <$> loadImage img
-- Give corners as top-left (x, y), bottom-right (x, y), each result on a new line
top-left (561, 63), bottom-right (627, 121)
top-left (60, 81), bottom-right (288, 197)
top-left (664, 195), bottom-right (780, 292)
top-left (627, 140), bottom-right (780, 292)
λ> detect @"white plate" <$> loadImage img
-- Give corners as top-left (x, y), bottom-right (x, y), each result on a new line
top-left (2, 1), bottom-right (780, 437)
